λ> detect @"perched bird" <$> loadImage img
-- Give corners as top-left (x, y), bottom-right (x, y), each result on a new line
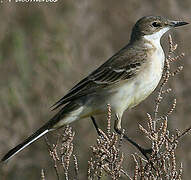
top-left (1, 16), bottom-right (188, 162)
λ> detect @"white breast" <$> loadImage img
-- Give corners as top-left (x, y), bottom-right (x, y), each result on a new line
top-left (110, 36), bottom-right (165, 116)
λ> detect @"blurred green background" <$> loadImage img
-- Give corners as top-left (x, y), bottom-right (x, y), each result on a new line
top-left (0, 0), bottom-right (190, 179)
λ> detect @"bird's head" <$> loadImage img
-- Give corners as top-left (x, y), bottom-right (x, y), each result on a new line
top-left (130, 16), bottom-right (188, 43)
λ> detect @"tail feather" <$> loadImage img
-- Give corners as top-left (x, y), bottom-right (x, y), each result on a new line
top-left (1, 125), bottom-right (49, 162)
top-left (1, 102), bottom-right (80, 163)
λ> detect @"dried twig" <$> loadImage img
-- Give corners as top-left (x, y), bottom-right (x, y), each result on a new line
top-left (41, 169), bottom-right (45, 180)
top-left (43, 126), bottom-right (78, 180)
top-left (88, 104), bottom-right (130, 180)
top-left (44, 136), bottom-right (60, 180)
top-left (133, 34), bottom-right (190, 179)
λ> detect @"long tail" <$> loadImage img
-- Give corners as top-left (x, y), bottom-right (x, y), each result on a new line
top-left (1, 122), bottom-right (50, 162)
top-left (1, 102), bottom-right (78, 162)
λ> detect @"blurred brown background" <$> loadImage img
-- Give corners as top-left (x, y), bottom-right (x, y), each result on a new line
top-left (0, 0), bottom-right (190, 179)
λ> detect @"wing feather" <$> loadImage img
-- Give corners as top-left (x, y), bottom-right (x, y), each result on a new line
top-left (51, 45), bottom-right (147, 110)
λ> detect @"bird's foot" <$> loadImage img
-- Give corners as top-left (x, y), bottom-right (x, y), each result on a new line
top-left (114, 127), bottom-right (153, 160)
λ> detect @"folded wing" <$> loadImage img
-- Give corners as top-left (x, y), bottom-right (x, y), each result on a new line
top-left (51, 45), bottom-right (147, 110)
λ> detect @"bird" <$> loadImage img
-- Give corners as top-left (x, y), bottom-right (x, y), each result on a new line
top-left (1, 16), bottom-right (188, 162)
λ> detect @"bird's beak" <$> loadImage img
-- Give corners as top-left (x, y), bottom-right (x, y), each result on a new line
top-left (169, 20), bottom-right (189, 28)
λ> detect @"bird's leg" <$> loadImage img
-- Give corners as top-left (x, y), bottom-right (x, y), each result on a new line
top-left (114, 114), bottom-right (152, 161)
top-left (91, 115), bottom-right (152, 161)
top-left (91, 116), bottom-right (102, 136)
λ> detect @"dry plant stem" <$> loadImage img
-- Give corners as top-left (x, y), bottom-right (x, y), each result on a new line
top-left (107, 104), bottom-right (111, 136)
top-left (91, 103), bottom-right (112, 138)
top-left (132, 154), bottom-right (138, 180)
top-left (73, 154), bottom-right (79, 180)
top-left (61, 125), bottom-right (75, 180)
top-left (88, 104), bottom-right (130, 180)
top-left (134, 34), bottom-right (191, 179)
top-left (41, 169), bottom-right (45, 180)
top-left (43, 126), bottom-right (77, 180)
top-left (91, 106), bottom-right (152, 162)
top-left (177, 126), bottom-right (191, 139)
top-left (114, 119), bottom-right (152, 162)
top-left (91, 101), bottom-right (152, 160)
top-left (153, 34), bottom-right (183, 130)
top-left (44, 136), bottom-right (60, 180)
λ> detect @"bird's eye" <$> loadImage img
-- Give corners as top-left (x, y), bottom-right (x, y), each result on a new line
top-left (152, 22), bottom-right (161, 27)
